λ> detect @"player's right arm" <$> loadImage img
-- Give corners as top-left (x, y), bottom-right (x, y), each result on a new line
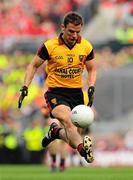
top-left (18, 55), bottom-right (44, 108)
top-left (23, 55), bottom-right (44, 87)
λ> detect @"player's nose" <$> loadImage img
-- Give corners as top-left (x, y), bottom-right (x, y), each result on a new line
top-left (73, 32), bottom-right (78, 39)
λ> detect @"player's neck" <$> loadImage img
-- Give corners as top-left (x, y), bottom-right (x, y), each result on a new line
top-left (62, 34), bottom-right (75, 48)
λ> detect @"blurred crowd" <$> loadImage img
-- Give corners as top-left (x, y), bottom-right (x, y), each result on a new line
top-left (0, 0), bottom-right (99, 53)
top-left (100, 0), bottom-right (133, 43)
top-left (0, 45), bottom-right (133, 165)
top-left (0, 0), bottom-right (132, 38)
top-left (0, 46), bottom-right (133, 110)
top-left (1, 112), bottom-right (133, 166)
top-left (0, 0), bottom-right (133, 166)
top-left (0, 0), bottom-right (98, 38)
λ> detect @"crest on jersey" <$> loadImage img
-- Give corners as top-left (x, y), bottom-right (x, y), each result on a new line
top-left (79, 55), bottom-right (86, 62)
top-left (51, 98), bottom-right (57, 105)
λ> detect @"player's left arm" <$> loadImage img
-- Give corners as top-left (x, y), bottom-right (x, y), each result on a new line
top-left (85, 52), bottom-right (97, 107)
top-left (85, 59), bottom-right (97, 87)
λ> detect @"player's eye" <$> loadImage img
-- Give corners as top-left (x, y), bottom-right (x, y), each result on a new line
top-left (69, 30), bottom-right (75, 33)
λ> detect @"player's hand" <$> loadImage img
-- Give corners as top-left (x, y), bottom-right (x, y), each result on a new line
top-left (87, 86), bottom-right (95, 107)
top-left (18, 86), bottom-right (28, 108)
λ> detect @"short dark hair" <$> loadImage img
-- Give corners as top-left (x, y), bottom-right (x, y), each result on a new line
top-left (63, 12), bottom-right (83, 27)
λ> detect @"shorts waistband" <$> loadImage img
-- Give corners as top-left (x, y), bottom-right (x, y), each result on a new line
top-left (48, 87), bottom-right (82, 93)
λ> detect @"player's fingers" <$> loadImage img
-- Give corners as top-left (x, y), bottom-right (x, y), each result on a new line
top-left (18, 95), bottom-right (24, 108)
top-left (88, 100), bottom-right (93, 107)
top-left (18, 99), bottom-right (22, 108)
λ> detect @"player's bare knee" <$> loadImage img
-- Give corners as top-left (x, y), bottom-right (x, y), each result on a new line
top-left (62, 118), bottom-right (75, 129)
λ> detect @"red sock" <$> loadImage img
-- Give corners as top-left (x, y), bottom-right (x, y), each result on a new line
top-left (53, 128), bottom-right (62, 139)
top-left (77, 143), bottom-right (85, 157)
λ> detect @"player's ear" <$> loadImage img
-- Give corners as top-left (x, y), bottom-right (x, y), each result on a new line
top-left (61, 24), bottom-right (65, 32)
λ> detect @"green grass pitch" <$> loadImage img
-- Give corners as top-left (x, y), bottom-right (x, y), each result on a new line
top-left (0, 165), bottom-right (133, 180)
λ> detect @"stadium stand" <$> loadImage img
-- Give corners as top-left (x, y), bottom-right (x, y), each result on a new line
top-left (0, 0), bottom-right (133, 166)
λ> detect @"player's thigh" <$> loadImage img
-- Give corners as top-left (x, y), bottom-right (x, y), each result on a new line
top-left (52, 104), bottom-right (72, 125)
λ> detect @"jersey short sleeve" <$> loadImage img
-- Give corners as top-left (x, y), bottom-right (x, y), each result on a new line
top-left (84, 40), bottom-right (94, 61)
top-left (37, 39), bottom-right (57, 60)
top-left (37, 43), bottom-right (50, 60)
